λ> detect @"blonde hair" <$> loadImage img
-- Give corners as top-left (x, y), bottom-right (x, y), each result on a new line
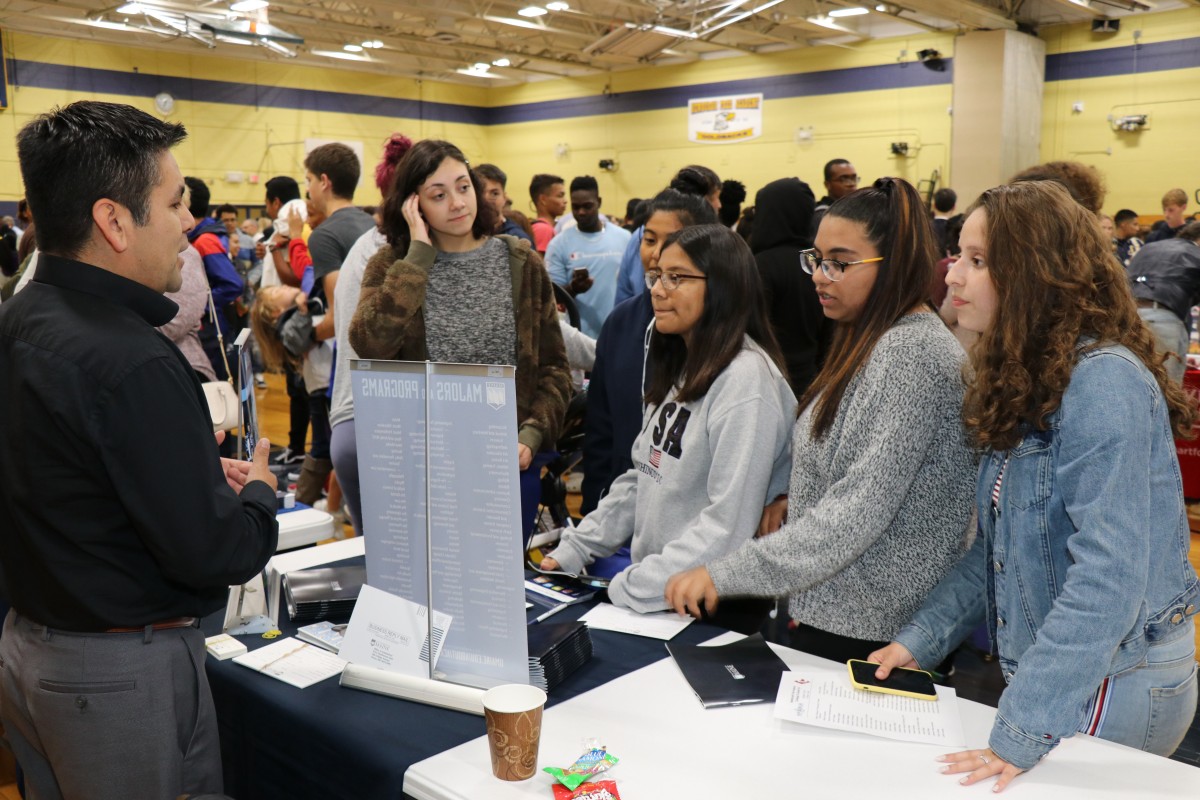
top-left (1162, 188), bottom-right (1187, 209)
top-left (250, 285), bottom-right (301, 372)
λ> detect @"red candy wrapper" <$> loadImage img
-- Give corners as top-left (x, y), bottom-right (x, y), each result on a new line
top-left (551, 781), bottom-right (622, 800)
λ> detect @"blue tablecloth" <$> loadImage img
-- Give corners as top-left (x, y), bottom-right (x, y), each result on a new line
top-left (202, 561), bottom-right (720, 800)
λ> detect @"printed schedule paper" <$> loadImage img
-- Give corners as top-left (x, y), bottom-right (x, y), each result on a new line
top-left (773, 666), bottom-right (966, 747)
top-left (233, 637), bottom-right (347, 689)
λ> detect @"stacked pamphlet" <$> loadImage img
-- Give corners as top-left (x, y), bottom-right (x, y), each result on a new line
top-left (282, 565), bottom-right (365, 622)
top-left (527, 621), bottom-right (592, 693)
top-left (295, 620), bottom-right (345, 653)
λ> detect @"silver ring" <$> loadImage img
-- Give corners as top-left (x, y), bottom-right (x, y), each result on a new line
top-left (979, 754), bottom-right (992, 766)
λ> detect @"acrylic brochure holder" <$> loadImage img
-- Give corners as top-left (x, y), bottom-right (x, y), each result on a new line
top-left (345, 359), bottom-right (528, 712)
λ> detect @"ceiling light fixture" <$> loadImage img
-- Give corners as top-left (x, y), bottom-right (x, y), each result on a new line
top-left (456, 67), bottom-right (504, 78)
top-left (116, 2), bottom-right (144, 13)
top-left (517, 6), bottom-right (547, 16)
top-left (229, 0), bottom-right (269, 10)
top-left (546, 1), bottom-right (570, 9)
top-left (344, 43), bottom-right (363, 51)
top-left (362, 39), bottom-right (384, 48)
top-left (699, 0), bottom-right (785, 34)
top-left (828, 6), bottom-right (868, 16)
top-left (312, 49), bottom-right (369, 61)
top-left (492, 57), bottom-right (511, 66)
top-left (806, 14), bottom-right (843, 28)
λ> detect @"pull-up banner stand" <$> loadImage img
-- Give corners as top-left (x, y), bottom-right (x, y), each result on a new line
top-left (346, 360), bottom-right (529, 704)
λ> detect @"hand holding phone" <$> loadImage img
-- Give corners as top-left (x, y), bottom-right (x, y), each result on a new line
top-left (847, 659), bottom-right (937, 701)
top-left (569, 267), bottom-right (593, 296)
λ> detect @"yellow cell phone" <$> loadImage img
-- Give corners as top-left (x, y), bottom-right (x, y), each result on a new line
top-left (847, 659), bottom-right (938, 701)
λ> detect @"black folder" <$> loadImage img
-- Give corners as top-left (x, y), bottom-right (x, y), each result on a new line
top-left (666, 633), bottom-right (789, 708)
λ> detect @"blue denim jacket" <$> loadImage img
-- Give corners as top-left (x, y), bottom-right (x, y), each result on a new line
top-left (895, 344), bottom-right (1200, 769)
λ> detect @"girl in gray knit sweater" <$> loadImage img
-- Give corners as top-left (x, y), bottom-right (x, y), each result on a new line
top-left (542, 225), bottom-right (797, 619)
top-left (666, 178), bottom-right (976, 662)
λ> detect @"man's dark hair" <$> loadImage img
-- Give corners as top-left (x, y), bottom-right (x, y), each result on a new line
top-left (933, 187), bottom-right (957, 213)
top-left (215, 203), bottom-right (237, 218)
top-left (17, 101), bottom-right (186, 258)
top-left (823, 158), bottom-right (851, 182)
top-left (529, 173), bottom-right (563, 204)
top-left (475, 163), bottom-right (508, 188)
top-left (183, 177), bottom-right (211, 221)
top-left (1114, 208), bottom-right (1139, 225)
top-left (265, 175), bottom-right (301, 205)
top-left (570, 175), bottom-right (599, 195)
top-left (1179, 221), bottom-right (1200, 243)
top-left (304, 143), bottom-right (361, 199)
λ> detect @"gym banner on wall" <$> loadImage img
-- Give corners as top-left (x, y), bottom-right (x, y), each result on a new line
top-left (687, 92), bottom-right (763, 144)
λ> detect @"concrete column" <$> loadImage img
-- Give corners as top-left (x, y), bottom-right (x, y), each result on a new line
top-left (950, 30), bottom-right (1046, 205)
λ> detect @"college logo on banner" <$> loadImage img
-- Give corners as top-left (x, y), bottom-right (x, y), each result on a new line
top-left (687, 93), bottom-right (763, 144)
top-left (486, 382), bottom-right (507, 411)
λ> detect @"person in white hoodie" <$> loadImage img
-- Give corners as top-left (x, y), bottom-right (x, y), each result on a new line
top-left (541, 225), bottom-right (797, 627)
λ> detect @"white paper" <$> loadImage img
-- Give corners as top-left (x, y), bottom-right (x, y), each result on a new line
top-left (773, 666), bottom-right (966, 747)
top-left (338, 584), bottom-right (453, 677)
top-left (579, 603), bottom-right (695, 640)
top-left (233, 637), bottom-right (347, 689)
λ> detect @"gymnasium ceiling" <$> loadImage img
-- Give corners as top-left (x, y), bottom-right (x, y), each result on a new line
top-left (3, 0), bottom-right (1194, 86)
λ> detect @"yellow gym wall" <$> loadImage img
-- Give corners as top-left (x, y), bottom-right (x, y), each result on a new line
top-left (3, 8), bottom-right (1199, 215)
top-left (488, 34), bottom-right (957, 215)
top-left (1039, 8), bottom-right (1200, 217)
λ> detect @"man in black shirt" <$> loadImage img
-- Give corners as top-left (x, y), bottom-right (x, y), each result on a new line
top-left (0, 101), bottom-right (279, 798)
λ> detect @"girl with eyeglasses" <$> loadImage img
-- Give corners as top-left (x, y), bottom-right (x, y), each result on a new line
top-left (349, 139), bottom-right (572, 486)
top-left (870, 181), bottom-right (1199, 792)
top-left (666, 178), bottom-right (975, 661)
top-left (541, 224), bottom-right (796, 627)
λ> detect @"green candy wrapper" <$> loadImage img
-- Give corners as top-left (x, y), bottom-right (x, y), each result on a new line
top-left (544, 747), bottom-right (619, 791)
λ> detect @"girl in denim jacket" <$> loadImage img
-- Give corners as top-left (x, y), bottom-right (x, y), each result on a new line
top-left (872, 181), bottom-right (1200, 791)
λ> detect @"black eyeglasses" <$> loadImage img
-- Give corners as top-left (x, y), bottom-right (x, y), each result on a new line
top-left (799, 249), bottom-right (884, 282)
top-left (645, 269), bottom-right (708, 291)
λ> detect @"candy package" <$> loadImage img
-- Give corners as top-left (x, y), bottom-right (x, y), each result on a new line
top-left (544, 747), bottom-right (619, 791)
top-left (551, 780), bottom-right (622, 800)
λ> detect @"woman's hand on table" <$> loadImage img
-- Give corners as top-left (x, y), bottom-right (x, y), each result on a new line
top-left (866, 642), bottom-right (918, 678)
top-left (757, 495), bottom-right (788, 537)
top-left (539, 557), bottom-right (560, 571)
top-left (937, 748), bottom-right (1025, 793)
top-left (664, 566), bottom-right (718, 619)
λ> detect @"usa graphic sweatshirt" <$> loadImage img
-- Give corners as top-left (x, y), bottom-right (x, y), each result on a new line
top-left (548, 337), bottom-right (797, 612)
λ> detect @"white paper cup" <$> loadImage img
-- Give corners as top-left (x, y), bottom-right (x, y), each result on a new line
top-left (482, 684), bottom-right (547, 780)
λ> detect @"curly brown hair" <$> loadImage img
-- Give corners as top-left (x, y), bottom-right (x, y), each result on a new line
top-left (1008, 160), bottom-right (1106, 216)
top-left (962, 181), bottom-right (1194, 451)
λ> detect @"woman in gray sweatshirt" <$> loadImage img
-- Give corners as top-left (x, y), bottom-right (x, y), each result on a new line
top-left (666, 178), bottom-right (976, 663)
top-left (542, 225), bottom-right (797, 619)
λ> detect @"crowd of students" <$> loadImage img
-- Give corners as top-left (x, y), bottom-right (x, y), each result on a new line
top-left (1, 99), bottom-right (1197, 797)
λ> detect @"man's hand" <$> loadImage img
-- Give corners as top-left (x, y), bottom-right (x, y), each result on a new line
top-left (568, 269), bottom-right (593, 296)
top-left (247, 438), bottom-right (278, 492)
